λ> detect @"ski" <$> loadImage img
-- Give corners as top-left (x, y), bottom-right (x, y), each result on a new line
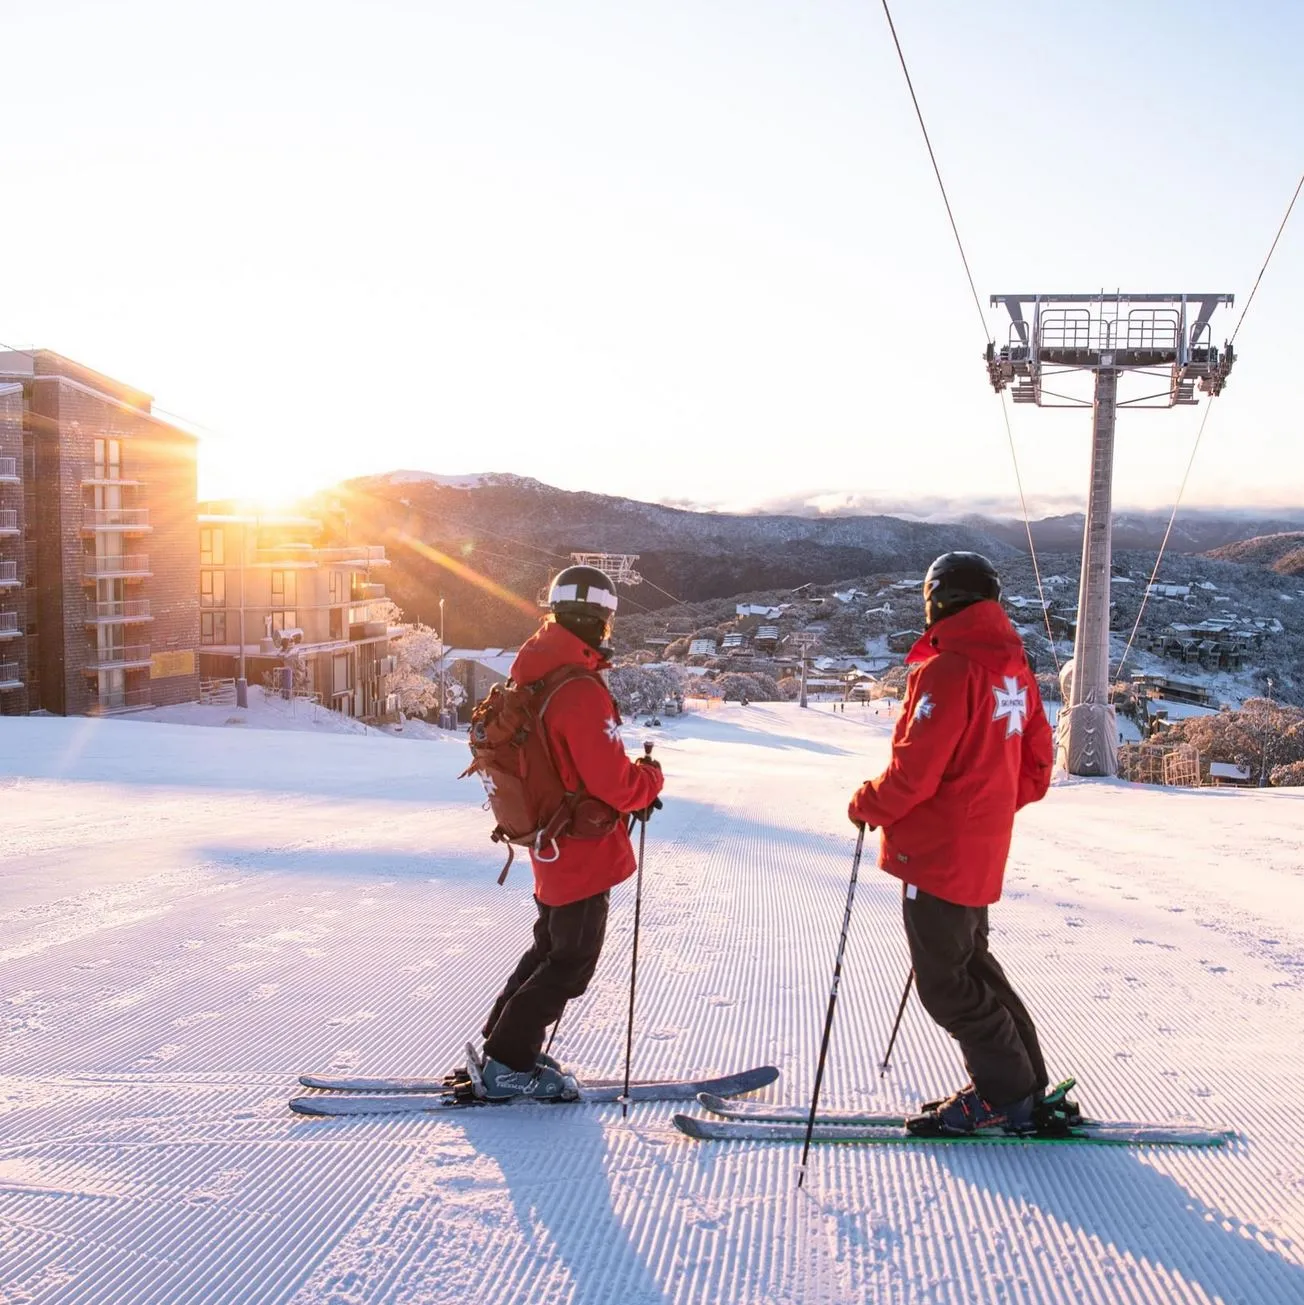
top-left (673, 1113), bottom-right (1234, 1148)
top-left (290, 1064), bottom-right (779, 1117)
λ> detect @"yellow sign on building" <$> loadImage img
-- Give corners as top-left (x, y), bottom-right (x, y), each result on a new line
top-left (151, 650), bottom-right (196, 680)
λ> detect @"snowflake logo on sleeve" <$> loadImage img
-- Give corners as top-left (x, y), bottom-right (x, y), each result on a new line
top-left (604, 717), bottom-right (623, 743)
top-left (913, 692), bottom-right (935, 722)
top-left (991, 676), bottom-right (1029, 737)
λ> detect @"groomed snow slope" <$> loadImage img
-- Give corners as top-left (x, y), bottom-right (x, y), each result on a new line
top-left (2, 705), bottom-right (1302, 1304)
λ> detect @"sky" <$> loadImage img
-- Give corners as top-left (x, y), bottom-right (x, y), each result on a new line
top-left (1, 0), bottom-right (1300, 517)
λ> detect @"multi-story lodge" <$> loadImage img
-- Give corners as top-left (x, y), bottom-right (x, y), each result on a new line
top-left (195, 510), bottom-right (396, 720)
top-left (0, 350), bottom-right (199, 716)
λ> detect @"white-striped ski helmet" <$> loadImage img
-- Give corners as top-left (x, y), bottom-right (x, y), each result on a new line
top-left (547, 565), bottom-right (619, 620)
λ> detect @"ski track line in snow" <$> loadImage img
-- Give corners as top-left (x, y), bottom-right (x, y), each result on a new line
top-left (0, 709), bottom-right (1303, 1303)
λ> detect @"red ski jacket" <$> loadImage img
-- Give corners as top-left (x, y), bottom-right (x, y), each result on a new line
top-left (511, 620), bottom-right (665, 907)
top-left (848, 600), bottom-right (1053, 907)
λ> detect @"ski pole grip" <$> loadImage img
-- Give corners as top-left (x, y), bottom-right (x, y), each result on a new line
top-left (644, 741), bottom-right (654, 757)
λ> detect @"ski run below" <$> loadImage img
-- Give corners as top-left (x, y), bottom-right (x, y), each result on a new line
top-left (1, 701), bottom-right (1302, 1304)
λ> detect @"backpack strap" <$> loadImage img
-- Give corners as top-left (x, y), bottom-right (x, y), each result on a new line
top-left (527, 665), bottom-right (615, 860)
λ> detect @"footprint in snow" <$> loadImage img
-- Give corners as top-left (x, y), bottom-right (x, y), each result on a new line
top-left (1065, 918), bottom-right (1085, 929)
top-left (1133, 938), bottom-right (1177, 951)
top-left (1201, 963), bottom-right (1229, 974)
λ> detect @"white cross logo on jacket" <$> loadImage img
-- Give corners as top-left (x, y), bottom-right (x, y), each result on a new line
top-left (992, 676), bottom-right (1029, 738)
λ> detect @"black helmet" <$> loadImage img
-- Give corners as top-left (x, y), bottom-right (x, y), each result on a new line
top-left (547, 564), bottom-right (618, 649)
top-left (923, 552), bottom-right (1000, 627)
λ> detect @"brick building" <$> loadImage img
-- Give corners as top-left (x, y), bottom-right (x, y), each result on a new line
top-left (195, 510), bottom-right (396, 720)
top-left (0, 350), bottom-right (199, 716)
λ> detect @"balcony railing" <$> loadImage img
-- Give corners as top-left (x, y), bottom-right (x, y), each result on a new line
top-left (84, 554), bottom-right (151, 581)
top-left (86, 599), bottom-right (152, 624)
top-left (83, 507), bottom-right (151, 531)
top-left (0, 660), bottom-right (21, 687)
top-left (350, 582), bottom-right (387, 602)
top-left (0, 612), bottom-right (18, 635)
top-left (88, 687), bottom-right (152, 715)
top-left (83, 644), bottom-right (152, 672)
top-left (0, 561), bottom-right (17, 586)
top-left (0, 455), bottom-right (17, 481)
top-left (0, 509), bottom-right (16, 533)
top-left (82, 470), bottom-right (144, 487)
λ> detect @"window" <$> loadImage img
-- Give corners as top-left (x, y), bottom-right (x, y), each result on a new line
top-left (328, 570), bottom-right (345, 604)
top-left (271, 570), bottom-right (297, 606)
top-left (200, 528), bottom-right (225, 566)
top-left (200, 612), bottom-right (227, 644)
top-left (93, 437), bottom-right (122, 480)
top-left (200, 570), bottom-right (226, 607)
top-left (269, 611), bottom-right (296, 634)
top-left (329, 608), bottom-right (344, 640)
top-left (332, 653), bottom-right (351, 695)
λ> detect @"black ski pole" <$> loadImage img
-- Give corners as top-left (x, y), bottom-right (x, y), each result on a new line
top-left (798, 822), bottom-right (866, 1187)
top-left (879, 968), bottom-right (914, 1076)
top-left (544, 1012), bottom-right (563, 1058)
top-left (621, 742), bottom-right (654, 1117)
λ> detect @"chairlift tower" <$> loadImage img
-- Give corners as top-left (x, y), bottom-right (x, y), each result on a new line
top-left (569, 552), bottom-right (643, 586)
top-left (987, 293), bottom-right (1235, 777)
top-left (790, 632), bottom-right (820, 709)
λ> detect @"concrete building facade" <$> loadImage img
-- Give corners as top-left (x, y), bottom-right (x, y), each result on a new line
top-left (195, 511), bottom-right (396, 720)
top-left (0, 350), bottom-right (200, 716)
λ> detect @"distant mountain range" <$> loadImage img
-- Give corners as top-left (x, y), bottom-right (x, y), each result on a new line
top-left (965, 510), bottom-right (1304, 555)
top-left (314, 471), bottom-right (1304, 645)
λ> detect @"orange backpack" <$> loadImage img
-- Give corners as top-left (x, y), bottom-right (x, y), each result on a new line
top-left (461, 666), bottom-right (621, 882)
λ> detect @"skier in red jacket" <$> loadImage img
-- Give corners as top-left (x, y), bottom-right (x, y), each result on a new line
top-left (848, 552), bottom-right (1054, 1135)
top-left (479, 565), bottom-right (664, 1101)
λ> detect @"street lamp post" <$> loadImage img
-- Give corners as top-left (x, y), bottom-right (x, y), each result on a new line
top-left (438, 597), bottom-right (447, 729)
top-left (1260, 677), bottom-right (1275, 787)
top-left (236, 519), bottom-right (248, 708)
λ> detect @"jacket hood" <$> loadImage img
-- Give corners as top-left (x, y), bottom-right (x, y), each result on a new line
top-left (511, 617), bottom-right (610, 684)
top-left (908, 599), bottom-right (1029, 676)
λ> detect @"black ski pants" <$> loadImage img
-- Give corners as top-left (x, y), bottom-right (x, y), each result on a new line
top-left (482, 891), bottom-right (610, 1072)
top-left (902, 884), bottom-right (1047, 1107)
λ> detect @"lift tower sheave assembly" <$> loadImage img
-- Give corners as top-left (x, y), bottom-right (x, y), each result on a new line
top-left (986, 293), bottom-right (1235, 778)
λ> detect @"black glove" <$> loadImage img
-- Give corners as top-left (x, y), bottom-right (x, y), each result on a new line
top-left (632, 753), bottom-right (663, 823)
top-left (632, 796), bottom-right (664, 824)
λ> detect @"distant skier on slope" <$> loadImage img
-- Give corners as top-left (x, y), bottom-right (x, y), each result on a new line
top-left (847, 552), bottom-right (1054, 1135)
top-left (474, 565), bottom-right (664, 1102)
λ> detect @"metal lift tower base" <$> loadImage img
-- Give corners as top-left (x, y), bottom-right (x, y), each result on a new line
top-left (1060, 367), bottom-right (1119, 777)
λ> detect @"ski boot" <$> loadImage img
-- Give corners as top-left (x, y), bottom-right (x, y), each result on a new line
top-left (907, 1085), bottom-right (1037, 1137)
top-left (479, 1056), bottom-right (580, 1103)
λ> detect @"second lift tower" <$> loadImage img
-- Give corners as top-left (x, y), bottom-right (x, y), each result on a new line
top-left (986, 293), bottom-right (1235, 777)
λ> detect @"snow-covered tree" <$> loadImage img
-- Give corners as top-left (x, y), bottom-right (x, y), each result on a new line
top-left (1165, 698), bottom-right (1304, 782)
top-left (608, 662), bottom-right (684, 717)
top-left (384, 621), bottom-right (446, 717)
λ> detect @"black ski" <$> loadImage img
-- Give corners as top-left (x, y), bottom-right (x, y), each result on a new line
top-left (290, 1064), bottom-right (779, 1117)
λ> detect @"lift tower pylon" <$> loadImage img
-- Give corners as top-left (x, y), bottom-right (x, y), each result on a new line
top-left (987, 293), bottom-right (1235, 777)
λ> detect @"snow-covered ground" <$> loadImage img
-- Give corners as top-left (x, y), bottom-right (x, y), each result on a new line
top-left (3, 704), bottom-right (1303, 1304)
